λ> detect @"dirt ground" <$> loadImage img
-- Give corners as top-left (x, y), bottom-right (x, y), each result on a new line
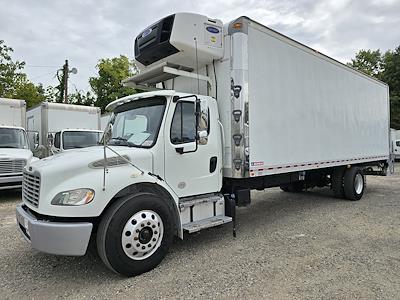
top-left (0, 165), bottom-right (399, 299)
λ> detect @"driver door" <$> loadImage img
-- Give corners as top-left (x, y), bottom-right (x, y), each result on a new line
top-left (164, 97), bottom-right (221, 198)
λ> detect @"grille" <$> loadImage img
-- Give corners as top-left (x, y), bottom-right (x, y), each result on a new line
top-left (0, 159), bottom-right (26, 174)
top-left (22, 171), bottom-right (40, 208)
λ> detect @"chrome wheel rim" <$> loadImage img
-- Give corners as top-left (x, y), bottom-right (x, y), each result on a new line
top-left (121, 210), bottom-right (164, 260)
top-left (354, 173), bottom-right (364, 194)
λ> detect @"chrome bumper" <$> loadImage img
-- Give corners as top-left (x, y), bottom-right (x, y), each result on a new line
top-left (16, 204), bottom-right (93, 256)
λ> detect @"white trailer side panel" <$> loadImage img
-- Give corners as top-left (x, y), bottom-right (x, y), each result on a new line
top-left (247, 24), bottom-right (389, 176)
top-left (0, 98), bottom-right (26, 128)
top-left (47, 107), bottom-right (100, 133)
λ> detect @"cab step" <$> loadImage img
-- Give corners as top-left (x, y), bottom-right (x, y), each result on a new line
top-left (182, 216), bottom-right (232, 233)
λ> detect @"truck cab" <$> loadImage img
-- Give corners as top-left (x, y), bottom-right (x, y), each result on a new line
top-left (51, 129), bottom-right (103, 154)
top-left (0, 126), bottom-right (37, 190)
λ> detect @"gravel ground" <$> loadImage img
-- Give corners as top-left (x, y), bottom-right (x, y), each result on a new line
top-left (0, 165), bottom-right (399, 299)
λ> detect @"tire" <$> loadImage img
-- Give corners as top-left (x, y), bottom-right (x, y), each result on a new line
top-left (332, 167), bottom-right (345, 198)
top-left (97, 192), bottom-right (174, 276)
top-left (343, 167), bottom-right (365, 201)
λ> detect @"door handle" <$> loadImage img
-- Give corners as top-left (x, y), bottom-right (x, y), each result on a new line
top-left (210, 156), bottom-right (217, 173)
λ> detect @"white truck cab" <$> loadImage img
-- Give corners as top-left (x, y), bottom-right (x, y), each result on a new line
top-left (16, 13), bottom-right (392, 277)
top-left (0, 99), bottom-right (38, 190)
top-left (51, 129), bottom-right (103, 154)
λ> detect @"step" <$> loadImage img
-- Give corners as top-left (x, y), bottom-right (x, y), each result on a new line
top-left (182, 216), bottom-right (232, 233)
top-left (179, 194), bottom-right (223, 209)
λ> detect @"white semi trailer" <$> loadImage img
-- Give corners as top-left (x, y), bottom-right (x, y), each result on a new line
top-left (16, 13), bottom-right (391, 276)
top-left (0, 98), bottom-right (37, 190)
top-left (26, 102), bottom-right (102, 157)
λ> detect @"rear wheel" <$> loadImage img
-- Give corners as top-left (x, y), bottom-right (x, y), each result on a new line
top-left (97, 193), bottom-right (174, 276)
top-left (343, 167), bottom-right (365, 201)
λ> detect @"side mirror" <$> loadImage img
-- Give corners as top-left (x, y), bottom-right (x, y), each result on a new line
top-left (198, 130), bottom-right (208, 145)
top-left (33, 132), bottom-right (39, 149)
top-left (47, 133), bottom-right (54, 147)
top-left (103, 123), bottom-right (113, 144)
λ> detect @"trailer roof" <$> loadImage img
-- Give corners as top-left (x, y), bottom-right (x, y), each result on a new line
top-left (228, 16), bottom-right (388, 88)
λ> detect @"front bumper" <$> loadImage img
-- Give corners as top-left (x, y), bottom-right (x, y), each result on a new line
top-left (16, 204), bottom-right (93, 256)
top-left (0, 173), bottom-right (22, 190)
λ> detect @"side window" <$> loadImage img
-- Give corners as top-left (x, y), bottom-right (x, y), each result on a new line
top-left (54, 132), bottom-right (61, 149)
top-left (396, 141), bottom-right (400, 147)
top-left (170, 102), bottom-right (196, 144)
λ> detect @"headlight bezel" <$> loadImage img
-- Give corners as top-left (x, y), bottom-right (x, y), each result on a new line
top-left (51, 188), bottom-right (95, 206)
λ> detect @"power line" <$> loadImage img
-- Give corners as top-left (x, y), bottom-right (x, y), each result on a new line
top-left (30, 71), bottom-right (56, 80)
top-left (25, 65), bottom-right (58, 68)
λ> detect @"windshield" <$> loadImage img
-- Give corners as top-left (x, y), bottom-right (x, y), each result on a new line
top-left (0, 128), bottom-right (28, 149)
top-left (62, 131), bottom-right (101, 150)
top-left (108, 97), bottom-right (166, 148)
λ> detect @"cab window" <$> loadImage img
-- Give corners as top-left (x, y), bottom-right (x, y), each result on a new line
top-left (170, 102), bottom-right (196, 144)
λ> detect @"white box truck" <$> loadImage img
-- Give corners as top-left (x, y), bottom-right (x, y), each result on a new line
top-left (0, 98), bottom-right (38, 190)
top-left (26, 102), bottom-right (102, 157)
top-left (16, 13), bottom-right (392, 276)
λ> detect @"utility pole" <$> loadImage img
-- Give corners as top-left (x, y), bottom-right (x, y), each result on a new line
top-left (63, 60), bottom-right (69, 103)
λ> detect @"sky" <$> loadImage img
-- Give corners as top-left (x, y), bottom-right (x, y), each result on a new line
top-left (1, 0), bottom-right (399, 93)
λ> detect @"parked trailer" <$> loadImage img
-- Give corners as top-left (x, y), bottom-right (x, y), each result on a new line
top-left (16, 13), bottom-right (392, 276)
top-left (0, 98), bottom-right (37, 190)
top-left (26, 102), bottom-right (102, 157)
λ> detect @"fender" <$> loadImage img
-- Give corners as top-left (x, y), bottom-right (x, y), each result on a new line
top-left (104, 180), bottom-right (183, 239)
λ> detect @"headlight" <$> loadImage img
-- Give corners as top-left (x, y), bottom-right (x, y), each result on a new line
top-left (51, 188), bottom-right (95, 206)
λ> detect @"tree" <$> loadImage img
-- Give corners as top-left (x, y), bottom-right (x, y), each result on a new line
top-left (348, 46), bottom-right (400, 129)
top-left (0, 40), bottom-right (44, 107)
top-left (89, 55), bottom-right (137, 112)
top-left (380, 47), bottom-right (400, 129)
top-left (347, 49), bottom-right (383, 77)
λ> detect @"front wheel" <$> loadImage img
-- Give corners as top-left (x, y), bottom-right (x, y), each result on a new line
top-left (97, 193), bottom-right (174, 276)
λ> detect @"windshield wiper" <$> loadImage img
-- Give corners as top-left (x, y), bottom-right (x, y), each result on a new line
top-left (108, 137), bottom-right (135, 147)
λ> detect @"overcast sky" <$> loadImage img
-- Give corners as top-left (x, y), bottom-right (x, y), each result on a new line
top-left (1, 0), bottom-right (399, 92)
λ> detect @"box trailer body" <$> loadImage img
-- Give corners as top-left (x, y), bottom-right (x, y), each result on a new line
top-left (17, 13), bottom-right (392, 276)
top-left (26, 102), bottom-right (101, 157)
top-left (0, 98), bottom-right (37, 190)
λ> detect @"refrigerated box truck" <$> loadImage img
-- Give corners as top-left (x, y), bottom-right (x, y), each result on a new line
top-left (17, 13), bottom-right (392, 276)
top-left (0, 98), bottom-right (37, 190)
top-left (26, 102), bottom-right (102, 157)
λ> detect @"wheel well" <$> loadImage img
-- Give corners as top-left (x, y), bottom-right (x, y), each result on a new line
top-left (99, 183), bottom-right (181, 238)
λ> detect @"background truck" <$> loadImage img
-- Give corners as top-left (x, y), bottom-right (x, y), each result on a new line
top-left (0, 98), bottom-right (37, 190)
top-left (391, 129), bottom-right (400, 160)
top-left (17, 13), bottom-right (391, 277)
top-left (26, 102), bottom-right (102, 157)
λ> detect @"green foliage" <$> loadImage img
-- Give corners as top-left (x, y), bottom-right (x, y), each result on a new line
top-left (347, 49), bottom-right (383, 77)
top-left (89, 55), bottom-right (137, 112)
top-left (0, 40), bottom-right (44, 107)
top-left (348, 46), bottom-right (400, 129)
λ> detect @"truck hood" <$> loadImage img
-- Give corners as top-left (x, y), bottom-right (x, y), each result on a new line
top-left (0, 148), bottom-right (33, 161)
top-left (29, 146), bottom-right (153, 174)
